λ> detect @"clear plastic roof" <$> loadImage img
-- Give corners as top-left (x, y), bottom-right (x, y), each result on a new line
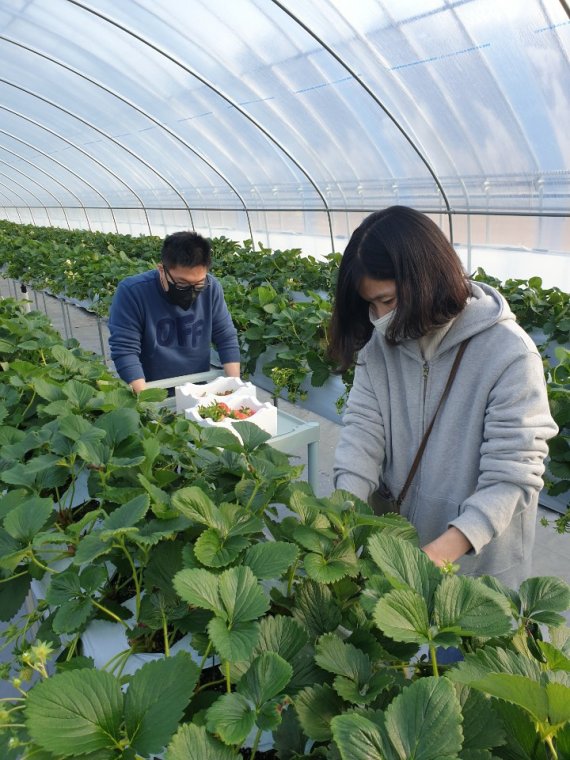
top-left (0, 0), bottom-right (569, 275)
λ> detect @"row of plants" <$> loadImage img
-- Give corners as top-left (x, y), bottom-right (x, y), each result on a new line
top-left (1, 297), bottom-right (570, 759)
top-left (0, 218), bottom-right (568, 519)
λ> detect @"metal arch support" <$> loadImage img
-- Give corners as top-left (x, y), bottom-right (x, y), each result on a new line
top-left (0, 106), bottom-right (121, 233)
top-left (0, 79), bottom-right (160, 236)
top-left (0, 175), bottom-right (42, 225)
top-left (0, 187), bottom-right (24, 223)
top-left (0, 130), bottom-right (94, 231)
top-left (0, 37), bottom-right (200, 233)
top-left (68, 1), bottom-right (337, 253)
top-left (270, 0), bottom-right (454, 243)
top-left (0, 156), bottom-right (72, 230)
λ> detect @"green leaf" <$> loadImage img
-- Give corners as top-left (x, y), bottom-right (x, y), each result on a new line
top-left (171, 486), bottom-right (224, 529)
top-left (94, 408), bottom-right (140, 446)
top-left (102, 494), bottom-right (149, 531)
top-left (374, 588), bottom-right (431, 644)
top-left (492, 701), bottom-right (548, 760)
top-left (31, 377), bottom-right (66, 401)
top-left (315, 632), bottom-right (371, 680)
top-left (295, 683), bottom-right (346, 742)
top-left (385, 676), bottom-right (463, 759)
top-left (255, 615), bottom-right (308, 661)
top-left (166, 723), bottom-right (239, 759)
top-left (238, 652), bottom-right (293, 707)
top-left (545, 681), bottom-right (570, 726)
top-left (0, 529), bottom-right (29, 571)
top-left (73, 534), bottom-right (110, 565)
top-left (292, 579), bottom-right (342, 637)
top-left (200, 426), bottom-right (245, 451)
top-left (231, 420), bottom-right (271, 450)
top-left (0, 570), bottom-right (31, 621)
top-left (76, 437), bottom-right (109, 468)
top-left (173, 568), bottom-right (222, 614)
top-left (243, 541), bottom-right (299, 579)
top-left (218, 565), bottom-right (269, 623)
top-left (434, 575), bottom-right (513, 638)
top-left (208, 617), bottom-right (260, 662)
top-left (3, 496), bottom-right (53, 542)
top-left (303, 554), bottom-right (351, 584)
top-left (194, 528), bottom-right (249, 568)
top-left (470, 674), bottom-right (550, 723)
top-left (538, 641), bottom-right (570, 671)
top-left (52, 597), bottom-right (94, 634)
top-left (449, 647), bottom-right (542, 686)
top-left (206, 692), bottom-right (256, 745)
top-left (51, 344), bottom-right (84, 372)
top-left (58, 414), bottom-right (106, 444)
top-left (519, 576), bottom-right (570, 627)
top-left (367, 533), bottom-right (442, 605)
top-left (25, 668), bottom-right (123, 756)
top-left (125, 653), bottom-right (199, 755)
top-left (63, 379), bottom-right (96, 409)
top-left (332, 713), bottom-right (394, 760)
top-left (455, 683), bottom-right (506, 752)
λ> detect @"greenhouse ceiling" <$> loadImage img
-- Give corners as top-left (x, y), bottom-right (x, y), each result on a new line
top-left (0, 0), bottom-right (569, 247)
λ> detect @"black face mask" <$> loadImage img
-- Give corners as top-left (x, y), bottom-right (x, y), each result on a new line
top-left (164, 283), bottom-right (198, 310)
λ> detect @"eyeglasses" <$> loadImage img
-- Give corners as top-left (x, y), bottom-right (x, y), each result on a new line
top-left (163, 265), bottom-right (209, 293)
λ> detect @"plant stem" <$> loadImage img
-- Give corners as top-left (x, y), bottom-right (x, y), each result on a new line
top-left (0, 570), bottom-right (29, 584)
top-left (429, 644), bottom-right (439, 677)
top-left (245, 480), bottom-right (260, 511)
top-left (65, 635), bottom-right (80, 661)
top-left (197, 641), bottom-right (212, 674)
top-left (194, 677), bottom-right (226, 695)
top-left (225, 660), bottom-right (231, 693)
top-left (287, 559), bottom-right (299, 596)
top-left (545, 735), bottom-right (558, 760)
top-left (162, 611), bottom-right (170, 657)
top-left (118, 539), bottom-right (141, 618)
top-left (250, 727), bottom-right (263, 760)
top-left (91, 599), bottom-right (129, 629)
top-left (29, 553), bottom-right (55, 574)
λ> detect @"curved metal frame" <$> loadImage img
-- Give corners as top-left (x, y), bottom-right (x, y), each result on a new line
top-left (0, 85), bottom-right (156, 233)
top-left (270, 0), bottom-right (454, 242)
top-left (0, 141), bottom-right (85, 229)
top-left (68, 0), bottom-right (337, 251)
top-left (0, 156), bottom-right (72, 229)
top-left (0, 128), bottom-right (109, 231)
top-left (0, 105), bottom-right (125, 233)
top-left (0, 186), bottom-right (23, 223)
top-left (0, 173), bottom-right (45, 225)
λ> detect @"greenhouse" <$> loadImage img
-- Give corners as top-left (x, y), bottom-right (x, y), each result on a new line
top-left (0, 1), bottom-right (569, 758)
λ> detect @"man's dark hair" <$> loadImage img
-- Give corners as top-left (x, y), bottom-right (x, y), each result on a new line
top-left (161, 231), bottom-right (212, 269)
top-left (328, 206), bottom-right (470, 372)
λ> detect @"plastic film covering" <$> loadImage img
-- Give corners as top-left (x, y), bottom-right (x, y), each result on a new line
top-left (0, 0), bottom-right (568, 254)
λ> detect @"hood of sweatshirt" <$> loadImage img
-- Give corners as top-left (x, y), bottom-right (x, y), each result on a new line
top-left (397, 281), bottom-right (515, 362)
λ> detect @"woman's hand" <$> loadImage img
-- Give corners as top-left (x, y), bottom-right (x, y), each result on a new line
top-left (422, 527), bottom-right (473, 568)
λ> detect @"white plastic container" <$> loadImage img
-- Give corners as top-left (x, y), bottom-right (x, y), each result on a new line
top-left (175, 376), bottom-right (256, 413)
top-left (185, 393), bottom-right (277, 441)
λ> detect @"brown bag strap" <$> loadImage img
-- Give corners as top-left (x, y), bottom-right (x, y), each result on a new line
top-left (395, 337), bottom-right (471, 510)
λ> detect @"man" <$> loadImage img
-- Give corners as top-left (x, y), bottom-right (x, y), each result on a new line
top-left (108, 231), bottom-right (240, 392)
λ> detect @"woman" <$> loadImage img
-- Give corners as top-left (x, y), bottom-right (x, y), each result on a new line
top-left (329, 206), bottom-right (557, 588)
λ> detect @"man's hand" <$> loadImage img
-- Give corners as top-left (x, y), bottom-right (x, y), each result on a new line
top-left (223, 362), bottom-right (240, 378)
top-left (129, 378), bottom-right (147, 393)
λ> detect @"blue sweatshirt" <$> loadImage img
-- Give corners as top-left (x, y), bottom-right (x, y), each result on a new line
top-left (108, 270), bottom-right (240, 384)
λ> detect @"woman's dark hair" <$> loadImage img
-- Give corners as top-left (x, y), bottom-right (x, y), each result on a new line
top-left (328, 206), bottom-right (470, 372)
top-left (161, 231), bottom-right (212, 269)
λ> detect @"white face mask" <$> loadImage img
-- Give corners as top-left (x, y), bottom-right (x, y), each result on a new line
top-left (370, 307), bottom-right (394, 336)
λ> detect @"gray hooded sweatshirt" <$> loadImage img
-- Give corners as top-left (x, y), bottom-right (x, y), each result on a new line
top-left (333, 281), bottom-right (558, 589)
